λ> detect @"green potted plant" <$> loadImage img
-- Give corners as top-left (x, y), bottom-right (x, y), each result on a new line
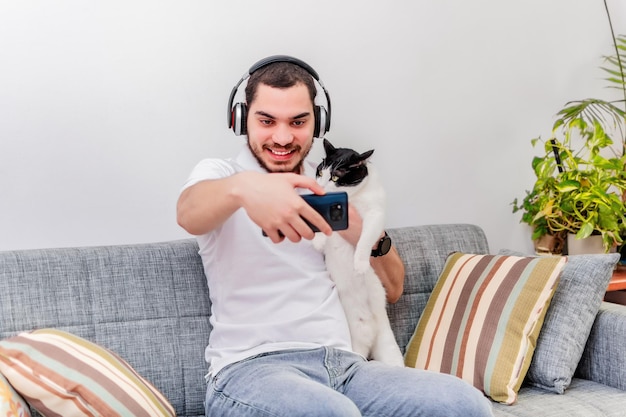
top-left (512, 25), bottom-right (626, 254)
top-left (513, 121), bottom-right (626, 253)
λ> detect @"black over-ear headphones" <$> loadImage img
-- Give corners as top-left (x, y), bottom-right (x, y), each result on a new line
top-left (227, 55), bottom-right (331, 138)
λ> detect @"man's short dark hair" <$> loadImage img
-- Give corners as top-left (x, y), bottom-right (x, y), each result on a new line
top-left (245, 62), bottom-right (317, 107)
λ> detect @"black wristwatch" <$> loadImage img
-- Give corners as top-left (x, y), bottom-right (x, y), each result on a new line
top-left (371, 232), bottom-right (392, 257)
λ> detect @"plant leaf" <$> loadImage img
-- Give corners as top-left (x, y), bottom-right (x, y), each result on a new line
top-left (555, 180), bottom-right (580, 192)
top-left (576, 222), bottom-right (594, 239)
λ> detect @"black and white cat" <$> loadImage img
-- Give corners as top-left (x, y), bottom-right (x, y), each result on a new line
top-left (312, 139), bottom-right (404, 366)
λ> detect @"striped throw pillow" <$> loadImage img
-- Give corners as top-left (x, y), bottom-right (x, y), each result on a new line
top-left (404, 253), bottom-right (566, 405)
top-left (0, 329), bottom-right (175, 417)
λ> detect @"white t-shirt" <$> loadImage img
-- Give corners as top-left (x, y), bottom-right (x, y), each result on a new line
top-left (182, 146), bottom-right (353, 376)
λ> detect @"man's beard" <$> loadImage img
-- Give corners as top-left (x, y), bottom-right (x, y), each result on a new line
top-left (248, 141), bottom-right (313, 174)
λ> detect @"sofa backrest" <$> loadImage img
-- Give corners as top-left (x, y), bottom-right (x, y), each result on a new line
top-left (0, 223), bottom-right (489, 417)
top-left (0, 239), bottom-right (210, 417)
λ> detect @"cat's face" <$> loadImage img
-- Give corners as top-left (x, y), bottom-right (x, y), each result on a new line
top-left (316, 139), bottom-right (374, 190)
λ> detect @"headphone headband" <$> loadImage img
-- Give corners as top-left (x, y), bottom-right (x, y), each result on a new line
top-left (227, 55), bottom-right (331, 137)
top-left (248, 55), bottom-right (321, 81)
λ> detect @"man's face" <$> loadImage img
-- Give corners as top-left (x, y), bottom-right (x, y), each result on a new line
top-left (246, 83), bottom-right (315, 174)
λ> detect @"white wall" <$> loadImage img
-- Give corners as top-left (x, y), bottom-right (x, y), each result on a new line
top-left (1, 0), bottom-right (625, 252)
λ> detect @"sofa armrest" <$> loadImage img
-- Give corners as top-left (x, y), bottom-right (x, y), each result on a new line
top-left (576, 302), bottom-right (626, 390)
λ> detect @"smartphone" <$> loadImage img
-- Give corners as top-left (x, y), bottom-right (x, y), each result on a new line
top-left (262, 191), bottom-right (349, 236)
top-left (301, 192), bottom-right (349, 232)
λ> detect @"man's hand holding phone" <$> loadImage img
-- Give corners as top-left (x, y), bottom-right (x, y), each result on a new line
top-left (261, 192), bottom-right (349, 241)
top-left (238, 172), bottom-right (334, 242)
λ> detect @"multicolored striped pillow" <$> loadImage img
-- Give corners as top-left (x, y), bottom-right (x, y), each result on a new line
top-left (404, 253), bottom-right (566, 405)
top-left (0, 329), bottom-right (175, 417)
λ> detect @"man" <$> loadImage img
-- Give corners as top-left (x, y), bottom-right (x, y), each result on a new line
top-left (177, 56), bottom-right (493, 416)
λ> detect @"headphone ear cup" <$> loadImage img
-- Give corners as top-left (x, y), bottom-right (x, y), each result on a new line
top-left (313, 106), bottom-right (321, 138)
top-left (232, 103), bottom-right (247, 136)
top-left (314, 106), bottom-right (328, 138)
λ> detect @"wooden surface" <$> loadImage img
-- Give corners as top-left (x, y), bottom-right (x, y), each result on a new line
top-left (608, 264), bottom-right (626, 292)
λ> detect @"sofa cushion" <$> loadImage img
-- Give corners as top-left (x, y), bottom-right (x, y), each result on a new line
top-left (491, 378), bottom-right (626, 417)
top-left (404, 252), bottom-right (566, 404)
top-left (499, 250), bottom-right (619, 394)
top-left (0, 329), bottom-right (175, 417)
top-left (0, 373), bottom-right (30, 417)
top-left (0, 239), bottom-right (210, 417)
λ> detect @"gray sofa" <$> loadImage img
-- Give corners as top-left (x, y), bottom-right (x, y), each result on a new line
top-left (1, 223), bottom-right (625, 416)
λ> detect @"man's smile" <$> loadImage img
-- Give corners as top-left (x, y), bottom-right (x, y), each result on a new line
top-left (266, 147), bottom-right (297, 160)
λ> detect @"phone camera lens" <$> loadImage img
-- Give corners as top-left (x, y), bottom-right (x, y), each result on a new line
top-left (330, 204), bottom-right (344, 221)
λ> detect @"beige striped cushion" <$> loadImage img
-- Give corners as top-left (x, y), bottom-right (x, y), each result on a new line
top-left (0, 329), bottom-right (175, 417)
top-left (404, 253), bottom-right (566, 405)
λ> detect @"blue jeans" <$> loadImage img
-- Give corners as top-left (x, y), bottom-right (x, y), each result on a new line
top-left (205, 347), bottom-right (494, 417)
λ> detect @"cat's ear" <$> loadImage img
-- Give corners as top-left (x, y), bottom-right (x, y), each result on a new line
top-left (323, 138), bottom-right (336, 155)
top-left (360, 149), bottom-right (374, 161)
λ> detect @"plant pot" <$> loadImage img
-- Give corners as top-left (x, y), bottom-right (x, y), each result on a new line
top-left (567, 234), bottom-right (604, 255)
top-left (534, 234), bottom-right (565, 255)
